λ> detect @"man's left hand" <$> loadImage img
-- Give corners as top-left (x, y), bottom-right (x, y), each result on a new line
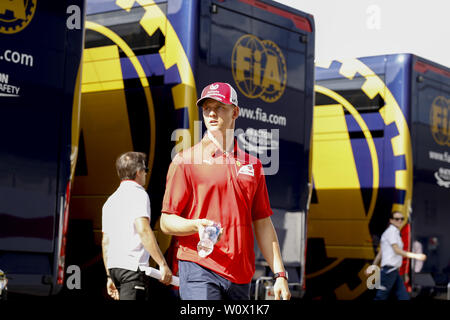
top-left (274, 277), bottom-right (291, 300)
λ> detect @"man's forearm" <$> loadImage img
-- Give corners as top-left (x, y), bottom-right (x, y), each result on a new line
top-left (160, 213), bottom-right (199, 236)
top-left (140, 230), bottom-right (169, 267)
top-left (372, 249), bottom-right (381, 265)
top-left (403, 251), bottom-right (420, 259)
top-left (393, 245), bottom-right (420, 259)
top-left (101, 236), bottom-right (110, 276)
top-left (254, 217), bottom-right (285, 273)
top-left (102, 245), bottom-right (108, 274)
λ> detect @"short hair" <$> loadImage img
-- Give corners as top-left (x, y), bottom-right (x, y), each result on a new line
top-left (115, 151), bottom-right (147, 180)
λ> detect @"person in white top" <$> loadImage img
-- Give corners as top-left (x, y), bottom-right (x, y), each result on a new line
top-left (102, 152), bottom-right (172, 300)
top-left (368, 211), bottom-right (426, 300)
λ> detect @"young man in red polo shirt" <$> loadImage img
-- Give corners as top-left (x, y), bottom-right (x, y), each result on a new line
top-left (160, 82), bottom-right (290, 300)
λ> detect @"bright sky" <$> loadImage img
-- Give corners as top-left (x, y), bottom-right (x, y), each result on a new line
top-left (273, 0), bottom-right (450, 68)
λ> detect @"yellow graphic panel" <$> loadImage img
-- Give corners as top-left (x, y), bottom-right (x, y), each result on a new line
top-left (82, 45), bottom-right (125, 93)
top-left (75, 90), bottom-right (133, 195)
top-left (0, 0), bottom-right (37, 34)
top-left (307, 58), bottom-right (413, 300)
top-left (310, 104), bottom-right (366, 222)
top-left (130, 0), bottom-right (198, 144)
top-left (73, 44), bottom-right (133, 213)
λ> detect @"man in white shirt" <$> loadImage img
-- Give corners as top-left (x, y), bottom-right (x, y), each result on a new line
top-left (370, 211), bottom-right (426, 300)
top-left (102, 152), bottom-right (172, 300)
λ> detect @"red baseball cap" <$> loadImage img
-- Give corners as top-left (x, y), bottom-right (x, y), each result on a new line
top-left (196, 82), bottom-right (238, 107)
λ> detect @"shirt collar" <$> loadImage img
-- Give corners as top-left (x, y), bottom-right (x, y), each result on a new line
top-left (207, 130), bottom-right (234, 153)
top-left (120, 179), bottom-right (144, 189)
top-left (202, 132), bottom-right (243, 159)
top-left (389, 224), bottom-right (400, 232)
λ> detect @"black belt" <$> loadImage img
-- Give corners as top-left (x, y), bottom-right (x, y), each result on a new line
top-left (381, 265), bottom-right (397, 269)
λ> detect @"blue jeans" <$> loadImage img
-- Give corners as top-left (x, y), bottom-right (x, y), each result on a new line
top-left (374, 267), bottom-right (410, 300)
top-left (179, 260), bottom-right (251, 300)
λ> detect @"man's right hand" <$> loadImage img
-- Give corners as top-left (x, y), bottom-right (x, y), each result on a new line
top-left (196, 219), bottom-right (224, 242)
top-left (195, 218), bottom-right (214, 231)
top-left (415, 253), bottom-right (427, 261)
top-left (107, 277), bottom-right (119, 300)
top-left (159, 264), bottom-right (173, 286)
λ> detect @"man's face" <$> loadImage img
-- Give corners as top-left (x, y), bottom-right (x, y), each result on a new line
top-left (135, 163), bottom-right (148, 186)
top-left (390, 212), bottom-right (405, 229)
top-left (202, 98), bottom-right (239, 135)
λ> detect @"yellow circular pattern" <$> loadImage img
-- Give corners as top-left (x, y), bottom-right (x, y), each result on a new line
top-left (0, 0), bottom-right (37, 34)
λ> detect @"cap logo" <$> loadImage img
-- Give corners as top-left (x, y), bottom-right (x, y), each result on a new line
top-left (197, 82), bottom-right (238, 107)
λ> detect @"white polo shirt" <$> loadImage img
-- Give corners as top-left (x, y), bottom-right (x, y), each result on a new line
top-left (380, 224), bottom-right (403, 269)
top-left (102, 180), bottom-right (151, 271)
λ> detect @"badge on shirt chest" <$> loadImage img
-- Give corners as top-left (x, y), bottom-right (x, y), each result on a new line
top-left (237, 163), bottom-right (254, 177)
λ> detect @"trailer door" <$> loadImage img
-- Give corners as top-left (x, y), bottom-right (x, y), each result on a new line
top-left (0, 0), bottom-right (85, 295)
top-left (411, 57), bottom-right (450, 293)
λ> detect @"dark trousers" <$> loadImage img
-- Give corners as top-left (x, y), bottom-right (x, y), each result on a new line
top-left (374, 267), bottom-right (410, 300)
top-left (179, 260), bottom-right (251, 300)
top-left (109, 268), bottom-right (150, 300)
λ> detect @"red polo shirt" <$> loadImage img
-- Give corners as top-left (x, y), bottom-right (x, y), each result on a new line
top-left (162, 135), bottom-right (273, 284)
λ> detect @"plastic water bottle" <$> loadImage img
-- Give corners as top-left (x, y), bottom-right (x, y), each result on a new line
top-left (197, 223), bottom-right (221, 258)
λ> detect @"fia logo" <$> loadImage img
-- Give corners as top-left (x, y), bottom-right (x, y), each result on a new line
top-left (231, 34), bottom-right (287, 103)
top-left (0, 0), bottom-right (37, 34)
top-left (430, 96), bottom-right (450, 146)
